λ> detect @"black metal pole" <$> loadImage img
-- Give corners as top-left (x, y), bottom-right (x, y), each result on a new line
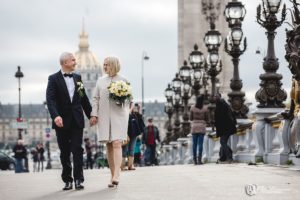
top-left (45, 106), bottom-right (52, 169)
top-left (141, 52), bottom-right (149, 116)
top-left (224, 26), bottom-right (248, 118)
top-left (165, 111), bottom-right (173, 144)
top-left (15, 66), bottom-right (24, 140)
top-left (173, 105), bottom-right (181, 141)
top-left (18, 77), bottom-right (22, 140)
top-left (141, 57), bottom-right (145, 116)
top-left (181, 96), bottom-right (190, 137)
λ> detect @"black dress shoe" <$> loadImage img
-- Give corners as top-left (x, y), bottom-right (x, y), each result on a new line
top-left (63, 182), bottom-right (73, 190)
top-left (75, 180), bottom-right (84, 190)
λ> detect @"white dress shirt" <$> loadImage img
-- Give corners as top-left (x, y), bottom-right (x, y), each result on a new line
top-left (61, 70), bottom-right (75, 102)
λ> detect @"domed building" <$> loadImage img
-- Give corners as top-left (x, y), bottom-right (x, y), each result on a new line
top-left (74, 26), bottom-right (102, 144)
top-left (75, 26), bottom-right (102, 100)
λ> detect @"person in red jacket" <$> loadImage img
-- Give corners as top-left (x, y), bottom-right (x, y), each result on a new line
top-left (142, 118), bottom-right (160, 166)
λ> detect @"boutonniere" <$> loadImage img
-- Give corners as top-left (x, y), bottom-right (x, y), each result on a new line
top-left (77, 81), bottom-right (85, 97)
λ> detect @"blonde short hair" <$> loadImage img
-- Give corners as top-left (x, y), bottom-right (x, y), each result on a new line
top-left (104, 56), bottom-right (121, 76)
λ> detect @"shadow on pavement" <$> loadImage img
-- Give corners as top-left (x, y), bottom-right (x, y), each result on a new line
top-left (31, 188), bottom-right (118, 200)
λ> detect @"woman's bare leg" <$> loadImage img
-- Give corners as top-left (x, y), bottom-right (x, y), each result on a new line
top-left (106, 143), bottom-right (114, 181)
top-left (112, 140), bottom-right (122, 182)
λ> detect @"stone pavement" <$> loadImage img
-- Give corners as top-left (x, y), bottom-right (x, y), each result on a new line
top-left (0, 164), bottom-right (300, 200)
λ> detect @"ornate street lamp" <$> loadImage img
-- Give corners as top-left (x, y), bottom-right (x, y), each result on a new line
top-left (255, 0), bottom-right (287, 107)
top-left (189, 44), bottom-right (206, 98)
top-left (15, 66), bottom-right (24, 139)
top-left (179, 60), bottom-right (193, 82)
top-left (164, 100), bottom-right (173, 144)
top-left (179, 61), bottom-right (192, 137)
top-left (204, 23), bottom-right (223, 52)
top-left (206, 52), bottom-right (222, 96)
top-left (172, 73), bottom-right (182, 93)
top-left (164, 83), bottom-right (174, 142)
top-left (203, 20), bottom-right (223, 131)
top-left (224, 0), bottom-right (249, 119)
top-left (171, 73), bottom-right (182, 141)
top-left (189, 44), bottom-right (205, 69)
top-left (164, 83), bottom-right (174, 102)
top-left (204, 22), bottom-right (222, 97)
top-left (141, 51), bottom-right (150, 115)
top-left (201, 0), bottom-right (224, 130)
top-left (224, 0), bottom-right (246, 27)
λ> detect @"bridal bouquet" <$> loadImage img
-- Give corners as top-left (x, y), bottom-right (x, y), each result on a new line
top-left (108, 81), bottom-right (132, 106)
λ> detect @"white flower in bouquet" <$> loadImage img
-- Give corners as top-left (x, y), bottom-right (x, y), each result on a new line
top-left (108, 81), bottom-right (132, 106)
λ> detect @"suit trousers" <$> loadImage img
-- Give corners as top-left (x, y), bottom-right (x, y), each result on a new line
top-left (56, 121), bottom-right (84, 183)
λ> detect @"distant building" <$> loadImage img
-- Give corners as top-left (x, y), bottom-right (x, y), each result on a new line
top-left (0, 103), bottom-right (52, 146)
top-left (0, 101), bottom-right (168, 147)
top-left (74, 25), bottom-right (102, 100)
top-left (0, 26), bottom-right (103, 147)
top-left (74, 25), bottom-right (102, 143)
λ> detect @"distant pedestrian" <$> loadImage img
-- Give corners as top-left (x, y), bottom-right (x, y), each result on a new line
top-left (214, 93), bottom-right (237, 163)
top-left (142, 118), bottom-right (160, 166)
top-left (190, 95), bottom-right (209, 165)
top-left (36, 143), bottom-right (45, 172)
top-left (122, 103), bottom-right (145, 170)
top-left (84, 138), bottom-right (93, 169)
top-left (31, 148), bottom-right (38, 172)
top-left (13, 139), bottom-right (27, 173)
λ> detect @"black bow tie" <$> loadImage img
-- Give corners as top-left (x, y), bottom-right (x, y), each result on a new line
top-left (63, 73), bottom-right (73, 78)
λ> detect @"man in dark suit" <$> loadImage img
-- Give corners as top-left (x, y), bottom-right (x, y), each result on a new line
top-left (214, 93), bottom-right (237, 163)
top-left (46, 52), bottom-right (92, 190)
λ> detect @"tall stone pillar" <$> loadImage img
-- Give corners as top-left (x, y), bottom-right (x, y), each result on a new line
top-left (178, 0), bottom-right (232, 96)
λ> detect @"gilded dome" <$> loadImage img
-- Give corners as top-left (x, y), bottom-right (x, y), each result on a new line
top-left (74, 27), bottom-right (102, 71)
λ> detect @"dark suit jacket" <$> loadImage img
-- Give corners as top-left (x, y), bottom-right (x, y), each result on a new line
top-left (46, 71), bottom-right (92, 130)
top-left (214, 99), bottom-right (237, 137)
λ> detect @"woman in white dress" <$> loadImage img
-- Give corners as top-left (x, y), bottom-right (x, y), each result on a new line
top-left (90, 56), bottom-right (131, 187)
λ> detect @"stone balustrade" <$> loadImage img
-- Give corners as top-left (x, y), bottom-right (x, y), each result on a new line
top-left (159, 111), bottom-right (300, 166)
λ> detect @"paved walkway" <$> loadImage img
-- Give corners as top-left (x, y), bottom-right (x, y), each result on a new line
top-left (0, 164), bottom-right (300, 200)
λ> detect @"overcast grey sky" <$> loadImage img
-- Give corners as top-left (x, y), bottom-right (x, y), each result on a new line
top-left (0, 0), bottom-right (294, 107)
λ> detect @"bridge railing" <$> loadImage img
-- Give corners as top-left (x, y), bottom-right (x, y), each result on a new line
top-left (159, 115), bottom-right (299, 166)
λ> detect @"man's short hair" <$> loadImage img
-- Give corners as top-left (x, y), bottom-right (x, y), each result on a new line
top-left (59, 52), bottom-right (73, 65)
top-left (148, 118), bottom-right (153, 123)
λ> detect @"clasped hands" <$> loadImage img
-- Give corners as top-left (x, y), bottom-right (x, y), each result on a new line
top-left (90, 116), bottom-right (98, 126)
